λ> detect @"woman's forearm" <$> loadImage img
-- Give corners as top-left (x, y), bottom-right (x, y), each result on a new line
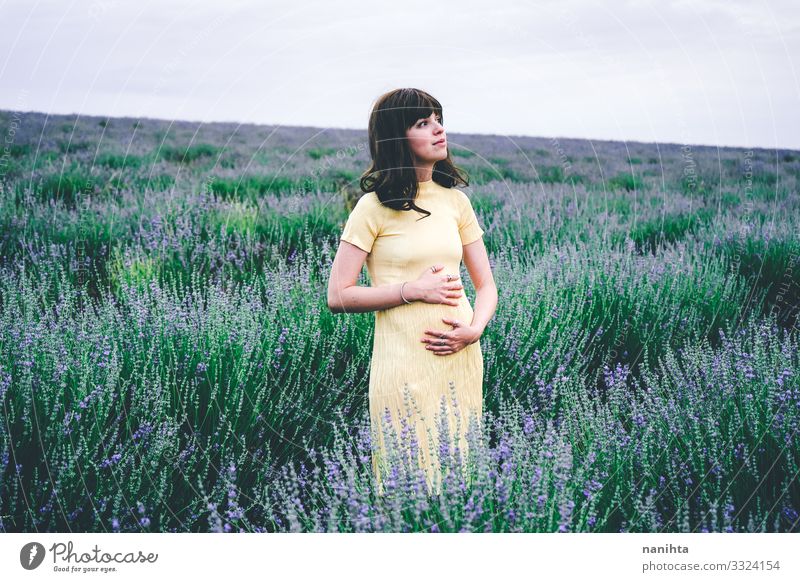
top-left (469, 284), bottom-right (498, 337)
top-left (328, 282), bottom-right (412, 314)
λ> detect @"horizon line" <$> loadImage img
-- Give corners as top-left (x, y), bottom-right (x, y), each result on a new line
top-left (2, 106), bottom-right (798, 154)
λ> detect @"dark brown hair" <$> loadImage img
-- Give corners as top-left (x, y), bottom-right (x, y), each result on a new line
top-left (359, 88), bottom-right (469, 220)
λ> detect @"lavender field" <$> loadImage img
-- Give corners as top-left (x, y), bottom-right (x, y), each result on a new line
top-left (1, 109), bottom-right (799, 533)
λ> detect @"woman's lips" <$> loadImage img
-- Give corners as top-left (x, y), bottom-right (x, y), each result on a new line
top-left (433, 139), bottom-right (446, 146)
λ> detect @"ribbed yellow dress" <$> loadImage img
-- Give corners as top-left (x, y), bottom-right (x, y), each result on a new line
top-left (339, 178), bottom-right (485, 497)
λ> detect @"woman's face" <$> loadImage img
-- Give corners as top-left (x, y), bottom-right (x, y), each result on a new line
top-left (405, 111), bottom-right (447, 165)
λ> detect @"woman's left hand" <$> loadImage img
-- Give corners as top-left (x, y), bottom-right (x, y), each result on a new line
top-left (420, 318), bottom-right (481, 356)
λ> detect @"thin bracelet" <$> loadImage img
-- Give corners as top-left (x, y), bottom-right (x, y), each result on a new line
top-left (400, 281), bottom-right (412, 304)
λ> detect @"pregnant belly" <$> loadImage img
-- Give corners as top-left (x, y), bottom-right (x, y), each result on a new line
top-left (374, 296), bottom-right (475, 356)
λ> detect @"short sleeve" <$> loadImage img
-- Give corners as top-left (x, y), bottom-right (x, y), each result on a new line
top-left (340, 193), bottom-right (382, 253)
top-left (456, 190), bottom-right (485, 245)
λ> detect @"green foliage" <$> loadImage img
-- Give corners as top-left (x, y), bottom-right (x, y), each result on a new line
top-left (96, 152), bottom-right (141, 169)
top-left (451, 148), bottom-right (475, 158)
top-left (623, 208), bottom-right (716, 253)
top-left (157, 143), bottom-right (218, 164)
top-left (4, 143), bottom-right (30, 157)
top-left (307, 147), bottom-right (338, 160)
top-left (128, 173), bottom-right (175, 192)
top-left (536, 165), bottom-right (565, 184)
top-left (465, 164), bottom-right (525, 184)
top-left (749, 170), bottom-right (778, 186)
top-left (488, 156), bottom-right (510, 167)
top-left (107, 246), bottom-right (161, 295)
top-left (208, 175), bottom-right (312, 200)
top-left (607, 172), bottom-right (638, 191)
top-left (324, 168), bottom-right (359, 185)
top-left (679, 173), bottom-right (712, 196)
top-left (58, 140), bottom-right (92, 154)
top-left (30, 168), bottom-right (99, 206)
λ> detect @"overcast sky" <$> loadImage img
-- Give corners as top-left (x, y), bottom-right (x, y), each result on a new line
top-left (1, 0), bottom-right (798, 149)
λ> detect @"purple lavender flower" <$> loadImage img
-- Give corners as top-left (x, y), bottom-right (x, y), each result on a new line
top-left (100, 453), bottom-right (122, 469)
top-left (523, 414), bottom-right (535, 436)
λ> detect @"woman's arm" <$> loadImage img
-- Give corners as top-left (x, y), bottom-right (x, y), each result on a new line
top-left (462, 237), bottom-right (497, 338)
top-left (327, 240), bottom-right (412, 313)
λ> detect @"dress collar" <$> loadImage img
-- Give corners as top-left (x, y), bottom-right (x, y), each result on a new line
top-left (417, 179), bottom-right (438, 196)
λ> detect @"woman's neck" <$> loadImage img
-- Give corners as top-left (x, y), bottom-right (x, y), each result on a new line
top-left (414, 164), bottom-right (435, 183)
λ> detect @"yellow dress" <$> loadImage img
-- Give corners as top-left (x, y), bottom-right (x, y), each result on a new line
top-left (339, 178), bottom-right (485, 497)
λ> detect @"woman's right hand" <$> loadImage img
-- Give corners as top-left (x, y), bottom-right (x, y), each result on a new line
top-left (406, 264), bottom-right (463, 306)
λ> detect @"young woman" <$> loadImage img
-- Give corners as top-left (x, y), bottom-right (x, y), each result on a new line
top-left (327, 88), bottom-right (498, 497)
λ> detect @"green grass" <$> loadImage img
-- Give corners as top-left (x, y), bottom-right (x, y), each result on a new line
top-left (158, 143), bottom-right (218, 164)
top-left (57, 140), bottom-right (92, 154)
top-left (536, 165), bottom-right (566, 184)
top-left (307, 147), bottom-right (338, 160)
top-left (463, 164), bottom-right (526, 184)
top-left (206, 174), bottom-right (350, 201)
top-left (622, 208), bottom-right (716, 253)
top-left (95, 152), bottom-right (141, 169)
top-left (3, 144), bottom-right (30, 157)
top-left (29, 169), bottom-right (99, 206)
top-left (451, 148), bottom-right (476, 158)
top-left (607, 172), bottom-right (639, 191)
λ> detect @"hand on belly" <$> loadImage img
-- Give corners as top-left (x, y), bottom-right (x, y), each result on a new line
top-left (419, 302), bottom-right (478, 356)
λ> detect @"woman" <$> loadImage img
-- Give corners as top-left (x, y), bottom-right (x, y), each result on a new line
top-left (327, 88), bottom-right (498, 497)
